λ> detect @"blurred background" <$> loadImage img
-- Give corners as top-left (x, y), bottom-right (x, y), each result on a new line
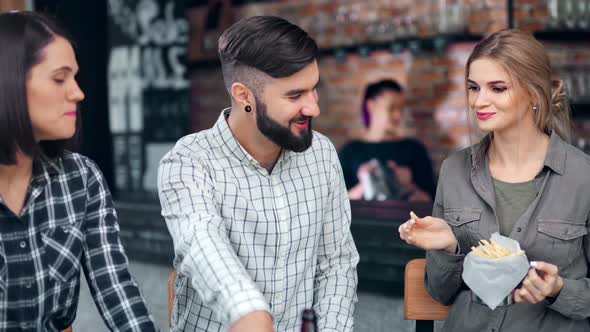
top-left (1, 0), bottom-right (589, 331)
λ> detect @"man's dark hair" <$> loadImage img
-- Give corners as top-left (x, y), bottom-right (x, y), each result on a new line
top-left (361, 79), bottom-right (403, 128)
top-left (218, 16), bottom-right (318, 94)
top-left (0, 11), bottom-right (79, 165)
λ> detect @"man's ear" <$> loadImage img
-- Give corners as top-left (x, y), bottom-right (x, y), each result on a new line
top-left (231, 82), bottom-right (253, 107)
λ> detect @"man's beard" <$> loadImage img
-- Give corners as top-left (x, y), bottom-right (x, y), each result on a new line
top-left (255, 96), bottom-right (313, 152)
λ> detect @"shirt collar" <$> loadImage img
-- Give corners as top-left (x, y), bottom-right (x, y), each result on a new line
top-left (31, 152), bottom-right (63, 187)
top-left (470, 131), bottom-right (567, 175)
top-left (543, 131), bottom-right (567, 175)
top-left (213, 108), bottom-right (293, 171)
top-left (470, 134), bottom-right (491, 170)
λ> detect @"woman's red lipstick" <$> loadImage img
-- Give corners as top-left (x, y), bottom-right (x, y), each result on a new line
top-left (64, 111), bottom-right (77, 117)
top-left (476, 112), bottom-right (496, 120)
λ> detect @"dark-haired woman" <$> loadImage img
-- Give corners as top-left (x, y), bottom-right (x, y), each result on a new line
top-left (0, 11), bottom-right (156, 331)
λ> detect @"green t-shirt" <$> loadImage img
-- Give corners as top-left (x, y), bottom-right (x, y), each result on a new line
top-left (492, 177), bottom-right (537, 236)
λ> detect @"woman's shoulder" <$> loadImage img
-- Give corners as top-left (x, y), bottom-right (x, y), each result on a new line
top-left (339, 139), bottom-right (366, 154)
top-left (398, 137), bottom-right (423, 145)
top-left (340, 139), bottom-right (366, 148)
top-left (396, 137), bottom-right (429, 151)
top-left (58, 152), bottom-right (103, 178)
top-left (564, 143), bottom-right (590, 176)
top-left (440, 146), bottom-right (473, 173)
top-left (60, 151), bottom-right (94, 166)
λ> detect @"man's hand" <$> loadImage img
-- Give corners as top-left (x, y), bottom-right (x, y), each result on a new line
top-left (229, 311), bottom-right (275, 332)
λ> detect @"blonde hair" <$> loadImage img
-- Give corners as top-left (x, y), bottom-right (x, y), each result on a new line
top-left (465, 29), bottom-right (572, 143)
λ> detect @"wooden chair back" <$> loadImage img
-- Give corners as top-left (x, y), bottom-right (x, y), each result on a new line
top-left (404, 258), bottom-right (450, 332)
top-left (168, 270), bottom-right (177, 327)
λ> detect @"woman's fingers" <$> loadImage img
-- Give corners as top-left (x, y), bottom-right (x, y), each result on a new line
top-left (398, 224), bottom-right (407, 240)
top-left (526, 267), bottom-right (552, 296)
top-left (522, 277), bottom-right (544, 302)
top-left (516, 265), bottom-right (557, 304)
top-left (398, 214), bottom-right (432, 244)
top-left (398, 219), bottom-right (415, 243)
top-left (402, 218), bottom-right (414, 232)
top-left (530, 261), bottom-right (562, 297)
top-left (530, 261), bottom-right (558, 278)
top-left (517, 286), bottom-right (539, 304)
top-left (513, 289), bottom-right (523, 303)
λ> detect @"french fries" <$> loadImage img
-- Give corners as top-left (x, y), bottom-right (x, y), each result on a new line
top-left (409, 211), bottom-right (419, 221)
top-left (470, 239), bottom-right (525, 258)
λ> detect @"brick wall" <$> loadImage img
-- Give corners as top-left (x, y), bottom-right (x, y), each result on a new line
top-left (546, 44), bottom-right (590, 145)
top-left (190, 0), bottom-right (590, 174)
top-left (315, 45), bottom-right (475, 172)
top-left (0, 0), bottom-right (27, 11)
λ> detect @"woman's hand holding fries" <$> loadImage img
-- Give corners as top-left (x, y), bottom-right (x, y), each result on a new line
top-left (398, 211), bottom-right (458, 253)
top-left (513, 261), bottom-right (564, 304)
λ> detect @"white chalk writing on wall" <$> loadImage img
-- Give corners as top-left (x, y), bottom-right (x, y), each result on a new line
top-left (108, 0), bottom-right (189, 134)
top-left (108, 0), bottom-right (190, 192)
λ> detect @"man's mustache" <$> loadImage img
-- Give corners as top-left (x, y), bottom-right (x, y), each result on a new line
top-left (290, 116), bottom-right (312, 124)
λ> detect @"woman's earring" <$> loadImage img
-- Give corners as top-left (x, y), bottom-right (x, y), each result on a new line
top-left (532, 105), bottom-right (538, 112)
top-left (245, 105), bottom-right (252, 112)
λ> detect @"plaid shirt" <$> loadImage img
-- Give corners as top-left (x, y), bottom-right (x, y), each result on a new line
top-left (0, 152), bottom-right (156, 331)
top-left (158, 109), bottom-right (359, 332)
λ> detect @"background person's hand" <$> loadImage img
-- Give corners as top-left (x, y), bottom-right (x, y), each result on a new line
top-left (407, 189), bottom-right (431, 202)
top-left (357, 160), bottom-right (378, 181)
top-left (229, 310), bottom-right (275, 332)
top-left (348, 160), bottom-right (380, 200)
top-left (387, 161), bottom-right (432, 202)
top-left (387, 161), bottom-right (413, 191)
top-left (347, 182), bottom-right (364, 200)
top-left (398, 214), bottom-right (458, 253)
top-left (513, 261), bottom-right (564, 304)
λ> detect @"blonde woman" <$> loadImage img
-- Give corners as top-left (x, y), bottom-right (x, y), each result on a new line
top-left (399, 29), bottom-right (589, 331)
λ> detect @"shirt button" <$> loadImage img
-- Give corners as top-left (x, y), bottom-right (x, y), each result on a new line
top-left (516, 227), bottom-right (522, 232)
top-left (25, 282), bottom-right (33, 289)
top-left (19, 241), bottom-right (27, 249)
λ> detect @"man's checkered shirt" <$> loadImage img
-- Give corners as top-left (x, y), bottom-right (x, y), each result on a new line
top-left (158, 109), bottom-right (359, 331)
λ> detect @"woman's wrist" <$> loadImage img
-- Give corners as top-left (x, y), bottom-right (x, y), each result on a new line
top-left (444, 243), bottom-right (458, 254)
top-left (549, 276), bottom-right (564, 298)
top-left (443, 236), bottom-right (458, 254)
